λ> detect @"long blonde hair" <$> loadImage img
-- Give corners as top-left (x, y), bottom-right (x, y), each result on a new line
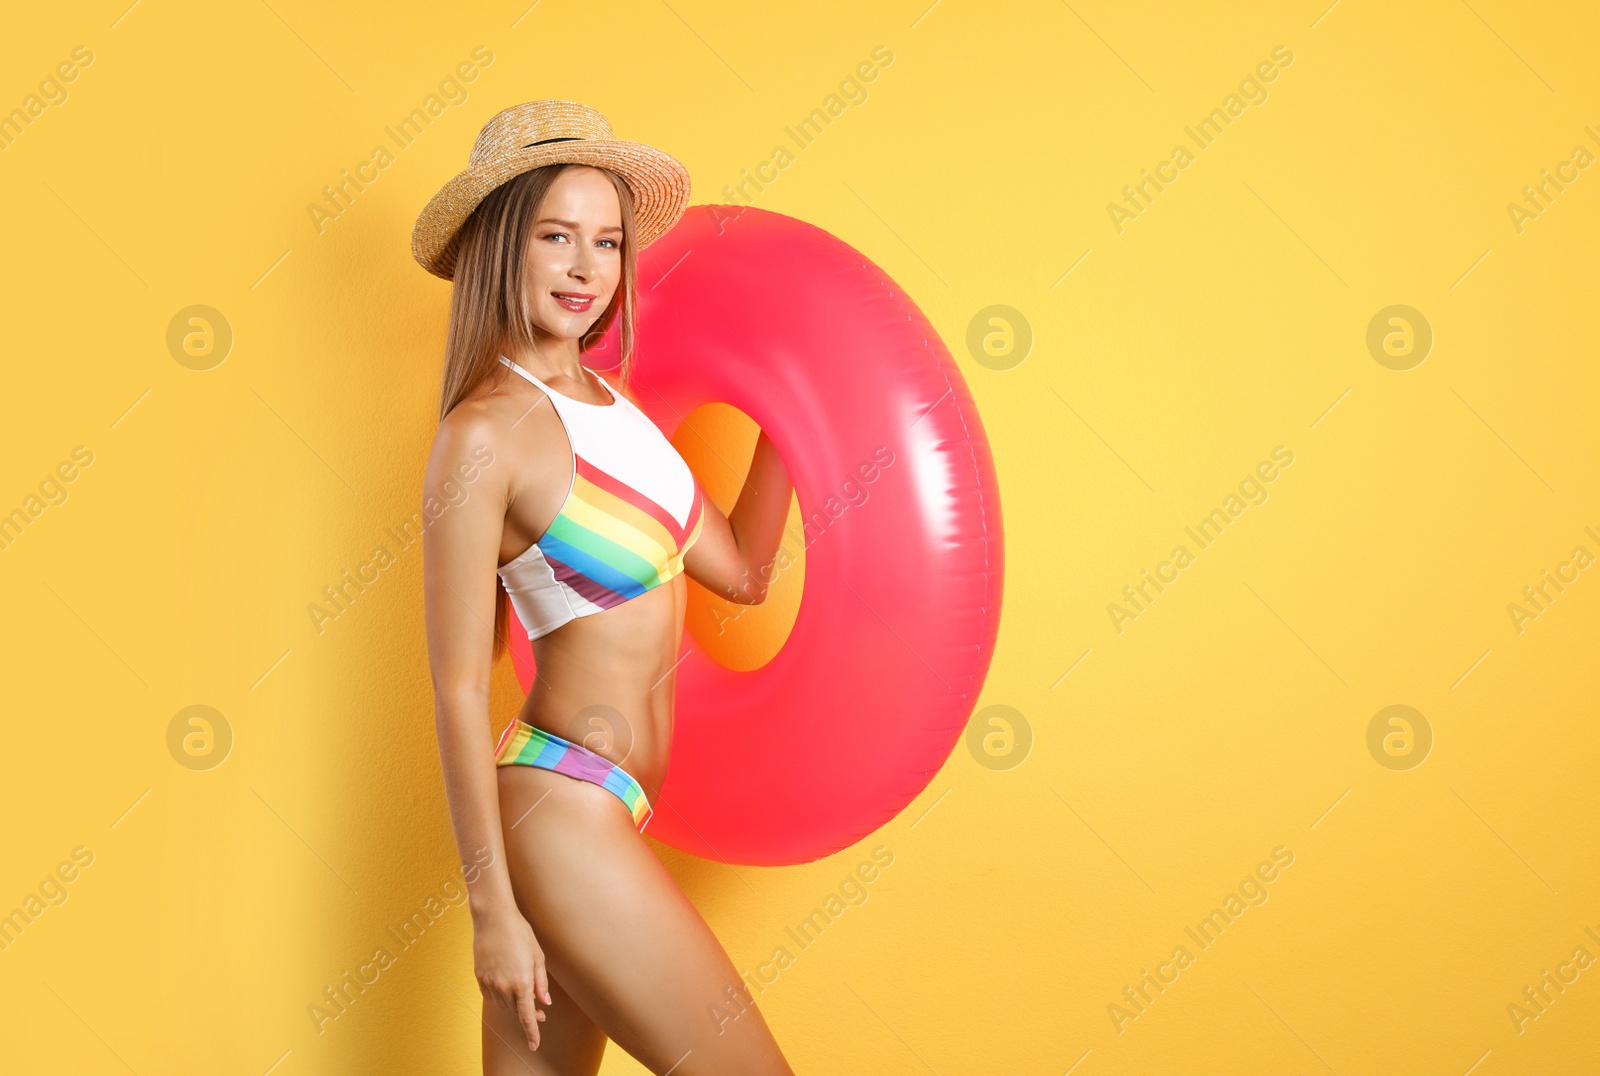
top-left (437, 163), bottom-right (642, 658)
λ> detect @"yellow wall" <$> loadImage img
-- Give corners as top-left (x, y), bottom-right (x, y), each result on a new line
top-left (3, 1), bottom-right (1598, 1072)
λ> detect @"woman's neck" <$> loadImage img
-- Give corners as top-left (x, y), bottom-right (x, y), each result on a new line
top-left (501, 336), bottom-right (586, 383)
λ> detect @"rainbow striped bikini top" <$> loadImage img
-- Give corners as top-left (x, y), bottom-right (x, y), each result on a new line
top-left (496, 355), bottom-right (705, 640)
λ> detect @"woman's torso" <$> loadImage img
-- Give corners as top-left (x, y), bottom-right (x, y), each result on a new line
top-left (490, 356), bottom-right (702, 801)
top-left (517, 579), bottom-right (686, 801)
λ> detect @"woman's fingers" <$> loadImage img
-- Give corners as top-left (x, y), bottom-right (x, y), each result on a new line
top-left (535, 956), bottom-right (552, 1007)
top-left (513, 980), bottom-right (544, 1050)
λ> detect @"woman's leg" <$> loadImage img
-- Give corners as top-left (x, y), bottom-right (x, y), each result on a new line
top-left (481, 765), bottom-right (610, 1076)
top-left (494, 765), bottom-right (795, 1076)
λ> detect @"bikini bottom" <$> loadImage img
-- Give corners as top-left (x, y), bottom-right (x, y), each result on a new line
top-left (494, 719), bottom-right (653, 832)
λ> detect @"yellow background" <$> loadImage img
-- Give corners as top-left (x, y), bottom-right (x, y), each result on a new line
top-left (2, 0), bottom-right (1597, 1072)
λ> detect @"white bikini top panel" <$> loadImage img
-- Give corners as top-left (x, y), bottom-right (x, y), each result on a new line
top-left (498, 355), bottom-right (697, 529)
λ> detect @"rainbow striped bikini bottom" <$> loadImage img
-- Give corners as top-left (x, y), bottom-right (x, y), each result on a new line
top-left (494, 720), bottom-right (653, 832)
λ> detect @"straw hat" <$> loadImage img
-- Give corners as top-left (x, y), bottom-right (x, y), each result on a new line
top-left (410, 99), bottom-right (691, 280)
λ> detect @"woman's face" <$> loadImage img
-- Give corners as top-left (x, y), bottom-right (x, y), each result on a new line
top-left (522, 165), bottom-right (624, 341)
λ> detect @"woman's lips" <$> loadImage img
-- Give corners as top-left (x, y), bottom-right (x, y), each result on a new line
top-left (552, 292), bottom-right (595, 312)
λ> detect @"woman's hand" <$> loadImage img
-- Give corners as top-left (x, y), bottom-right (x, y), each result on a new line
top-left (474, 910), bottom-right (553, 1051)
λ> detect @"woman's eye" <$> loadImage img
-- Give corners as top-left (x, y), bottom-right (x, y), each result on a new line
top-left (542, 233), bottom-right (616, 247)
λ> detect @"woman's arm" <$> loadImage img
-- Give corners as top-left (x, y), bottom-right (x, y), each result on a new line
top-left (685, 429), bottom-right (795, 605)
top-left (421, 407), bottom-right (551, 1051)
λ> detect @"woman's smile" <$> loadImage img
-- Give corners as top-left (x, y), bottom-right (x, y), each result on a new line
top-left (551, 290), bottom-right (595, 312)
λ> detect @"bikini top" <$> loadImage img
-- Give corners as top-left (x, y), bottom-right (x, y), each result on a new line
top-left (495, 355), bottom-right (705, 640)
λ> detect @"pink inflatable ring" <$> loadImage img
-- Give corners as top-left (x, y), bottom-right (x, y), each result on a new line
top-left (508, 205), bottom-right (1003, 866)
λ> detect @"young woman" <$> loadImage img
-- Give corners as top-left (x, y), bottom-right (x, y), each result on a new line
top-left (413, 102), bottom-right (797, 1074)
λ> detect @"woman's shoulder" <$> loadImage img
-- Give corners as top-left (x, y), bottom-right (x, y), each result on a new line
top-left (429, 379), bottom-right (567, 494)
top-left (432, 392), bottom-right (505, 459)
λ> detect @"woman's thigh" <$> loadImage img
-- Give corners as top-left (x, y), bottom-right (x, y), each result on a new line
top-left (496, 766), bottom-right (795, 1076)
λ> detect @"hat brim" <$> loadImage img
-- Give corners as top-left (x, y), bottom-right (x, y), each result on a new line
top-left (411, 139), bottom-right (691, 280)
